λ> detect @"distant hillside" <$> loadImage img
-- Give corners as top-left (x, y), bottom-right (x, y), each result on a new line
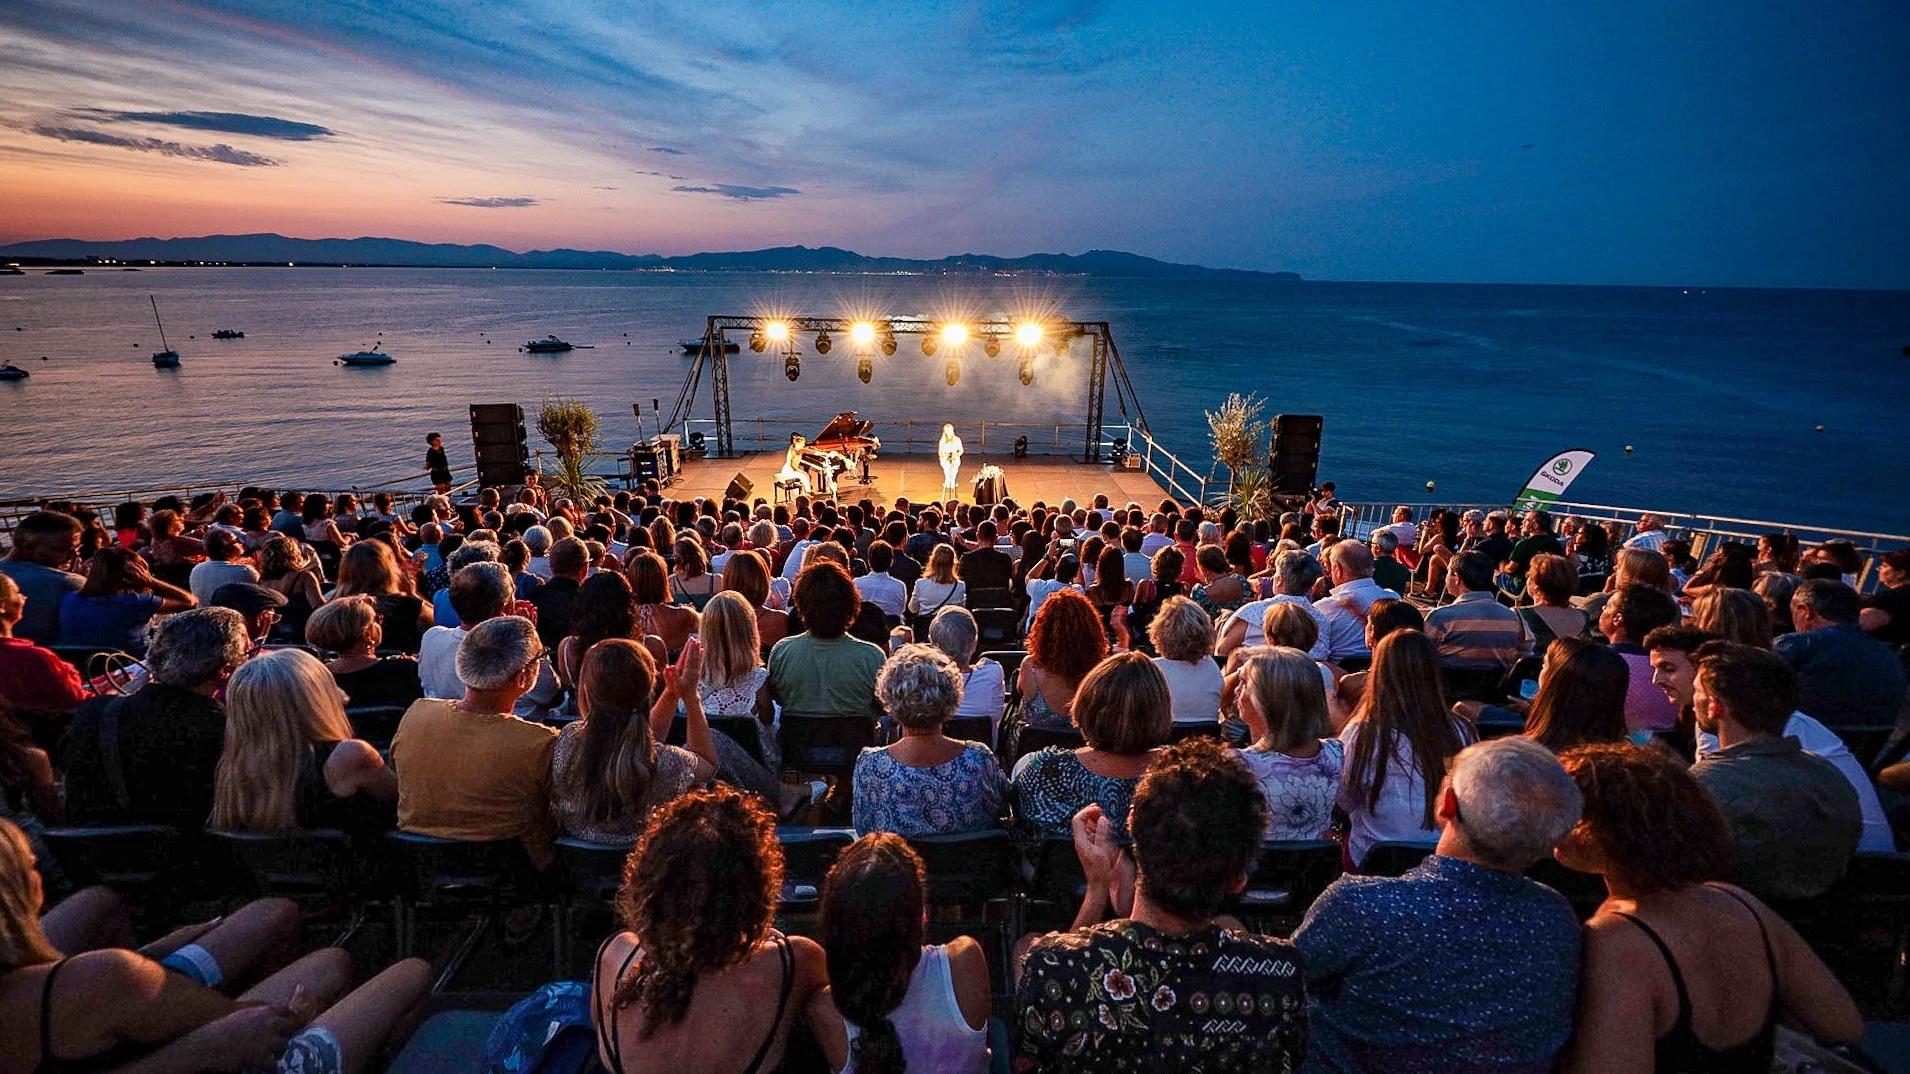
top-left (0, 234), bottom-right (1300, 280)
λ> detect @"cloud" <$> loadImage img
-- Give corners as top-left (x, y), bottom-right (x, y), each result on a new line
top-left (672, 183), bottom-right (799, 200)
top-left (437, 195), bottom-right (540, 208)
top-left (648, 146), bottom-right (684, 155)
top-left (79, 109), bottom-right (334, 140)
top-left (30, 124), bottom-right (277, 165)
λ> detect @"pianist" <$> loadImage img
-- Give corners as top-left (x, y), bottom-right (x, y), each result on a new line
top-left (776, 434), bottom-right (813, 494)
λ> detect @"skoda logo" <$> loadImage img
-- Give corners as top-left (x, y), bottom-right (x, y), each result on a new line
top-left (1553, 459), bottom-right (1573, 475)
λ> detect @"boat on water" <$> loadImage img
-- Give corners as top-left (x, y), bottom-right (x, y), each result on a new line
top-left (680, 338), bottom-right (741, 354)
top-left (47, 269), bottom-right (84, 276)
top-left (148, 296), bottom-right (180, 367)
top-left (337, 348), bottom-right (395, 367)
top-left (212, 329), bottom-right (245, 339)
top-left (0, 363), bottom-right (27, 380)
top-left (524, 335), bottom-right (574, 353)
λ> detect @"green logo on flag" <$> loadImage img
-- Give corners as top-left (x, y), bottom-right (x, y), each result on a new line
top-left (1553, 459), bottom-right (1573, 475)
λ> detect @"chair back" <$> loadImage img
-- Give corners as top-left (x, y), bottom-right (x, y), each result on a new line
top-left (41, 825), bottom-right (179, 893)
top-left (777, 827), bottom-right (855, 910)
top-left (972, 609), bottom-right (1020, 648)
top-left (1236, 839), bottom-right (1343, 925)
top-left (978, 649), bottom-right (1028, 685)
top-left (554, 837), bottom-right (633, 905)
top-left (310, 539), bottom-right (343, 582)
top-left (943, 716), bottom-right (995, 749)
top-left (346, 704), bottom-right (410, 749)
top-left (968, 588), bottom-right (1016, 612)
top-left (1009, 726), bottom-right (1084, 768)
top-left (210, 828), bottom-right (361, 903)
top-left (779, 716), bottom-right (877, 776)
top-left (1027, 836), bottom-right (1089, 912)
top-left (386, 831), bottom-right (535, 903)
top-left (906, 830), bottom-right (1020, 907)
top-left (1442, 665), bottom-right (1507, 704)
top-left (151, 562), bottom-right (195, 590)
top-left (1167, 722), bottom-right (1223, 744)
top-left (1359, 840), bottom-right (1437, 877)
top-left (666, 715), bottom-right (766, 764)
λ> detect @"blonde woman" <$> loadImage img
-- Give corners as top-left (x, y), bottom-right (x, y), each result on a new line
top-left (1148, 595), bottom-right (1223, 724)
top-left (938, 424), bottom-right (963, 498)
top-left (907, 544), bottom-right (967, 621)
top-left (696, 591), bottom-right (784, 803)
top-left (306, 595), bottom-right (423, 709)
top-left (1232, 646), bottom-right (1342, 839)
top-left (211, 648), bottom-right (396, 837)
top-left (331, 539), bottom-right (433, 652)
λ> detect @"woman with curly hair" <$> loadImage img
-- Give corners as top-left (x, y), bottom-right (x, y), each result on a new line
top-left (813, 834), bottom-right (990, 1074)
top-left (257, 533), bottom-right (326, 641)
top-left (1015, 588), bottom-right (1108, 733)
top-left (1557, 743), bottom-right (1862, 1072)
top-left (592, 785), bottom-right (835, 1074)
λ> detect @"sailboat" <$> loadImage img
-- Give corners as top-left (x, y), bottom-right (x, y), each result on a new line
top-left (148, 296), bottom-right (180, 368)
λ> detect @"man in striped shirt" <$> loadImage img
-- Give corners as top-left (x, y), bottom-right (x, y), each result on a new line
top-left (1426, 551), bottom-right (1531, 671)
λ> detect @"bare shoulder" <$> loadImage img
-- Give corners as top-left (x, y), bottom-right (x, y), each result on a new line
top-left (324, 737), bottom-right (385, 771)
top-left (942, 937), bottom-right (992, 1030)
top-left (61, 947), bottom-right (167, 999)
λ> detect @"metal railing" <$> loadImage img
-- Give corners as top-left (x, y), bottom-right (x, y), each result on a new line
top-left (1335, 500), bottom-right (1910, 591)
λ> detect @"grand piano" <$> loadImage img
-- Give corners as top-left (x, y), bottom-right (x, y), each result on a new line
top-left (800, 412), bottom-right (881, 494)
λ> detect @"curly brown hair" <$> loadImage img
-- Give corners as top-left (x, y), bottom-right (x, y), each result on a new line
top-left (1025, 587), bottom-right (1107, 684)
top-left (1559, 742), bottom-right (1733, 895)
top-left (1128, 737), bottom-right (1269, 920)
top-left (611, 784), bottom-right (784, 1037)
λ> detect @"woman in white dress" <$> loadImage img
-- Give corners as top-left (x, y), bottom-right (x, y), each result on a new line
top-left (777, 434), bottom-right (812, 494)
top-left (937, 424), bottom-right (963, 499)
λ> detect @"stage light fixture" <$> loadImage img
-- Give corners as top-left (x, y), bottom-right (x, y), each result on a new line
top-left (881, 334), bottom-right (897, 356)
top-left (945, 359), bottom-right (960, 385)
top-left (983, 333), bottom-right (1001, 357)
top-left (814, 330), bottom-right (831, 354)
top-left (1018, 357), bottom-right (1034, 385)
top-left (921, 335), bottom-right (938, 357)
top-left (748, 330), bottom-right (766, 353)
top-left (1055, 332), bottom-right (1071, 356)
top-left (941, 323), bottom-right (969, 347)
top-left (688, 431), bottom-right (706, 452)
top-left (1015, 322), bottom-right (1043, 348)
top-left (784, 353), bottom-right (801, 381)
top-left (765, 321), bottom-right (789, 343)
top-left (1110, 436), bottom-right (1129, 463)
top-left (851, 321), bottom-right (876, 346)
top-left (858, 357), bottom-right (873, 383)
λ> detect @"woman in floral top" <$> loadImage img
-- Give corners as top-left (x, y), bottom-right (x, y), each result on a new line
top-left (1012, 652), bottom-right (1172, 842)
top-left (853, 644), bottom-right (1007, 837)
top-left (1230, 645), bottom-right (1343, 840)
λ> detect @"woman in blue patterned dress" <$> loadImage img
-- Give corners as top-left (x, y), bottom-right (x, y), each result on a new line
top-left (852, 644), bottom-right (1006, 837)
top-left (1230, 645), bottom-right (1343, 839)
top-left (1012, 652), bottom-right (1172, 842)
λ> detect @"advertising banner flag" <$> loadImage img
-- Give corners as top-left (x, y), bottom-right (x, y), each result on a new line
top-left (1515, 449), bottom-right (1596, 511)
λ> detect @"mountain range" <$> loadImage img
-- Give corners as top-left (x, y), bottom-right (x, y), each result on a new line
top-left (0, 233), bottom-right (1300, 280)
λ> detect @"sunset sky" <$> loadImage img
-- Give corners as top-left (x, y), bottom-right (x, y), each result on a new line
top-left (2, 1), bottom-right (1906, 286)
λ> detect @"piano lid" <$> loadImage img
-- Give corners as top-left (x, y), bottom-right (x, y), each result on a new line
top-left (814, 411), bottom-right (874, 442)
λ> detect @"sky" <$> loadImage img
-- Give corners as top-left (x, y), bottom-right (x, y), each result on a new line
top-left (1, 1), bottom-right (1906, 288)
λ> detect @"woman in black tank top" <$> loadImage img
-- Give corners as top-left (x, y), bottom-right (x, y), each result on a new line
top-left (1556, 745), bottom-right (1863, 1072)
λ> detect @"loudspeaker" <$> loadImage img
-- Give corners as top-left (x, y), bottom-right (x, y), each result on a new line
top-left (724, 473), bottom-right (753, 501)
top-left (1267, 414), bottom-right (1323, 496)
top-left (469, 403), bottom-right (529, 487)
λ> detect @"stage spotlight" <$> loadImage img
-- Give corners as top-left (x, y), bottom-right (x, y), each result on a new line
top-left (851, 321), bottom-right (876, 346)
top-left (1018, 357), bottom-right (1034, 385)
top-left (748, 330), bottom-right (766, 353)
top-left (784, 353), bottom-right (801, 381)
top-left (921, 335), bottom-right (938, 357)
top-left (858, 357), bottom-right (873, 383)
top-left (1015, 322), bottom-right (1043, 348)
top-left (1055, 332), bottom-right (1071, 356)
top-left (814, 330), bottom-right (831, 354)
top-left (1110, 436), bottom-right (1129, 463)
top-left (942, 323), bottom-right (969, 348)
top-left (983, 333), bottom-right (1001, 358)
top-left (765, 321), bottom-right (789, 343)
top-left (688, 431), bottom-right (706, 452)
top-left (1013, 434), bottom-right (1029, 459)
top-left (881, 335), bottom-right (897, 356)
top-left (945, 359), bottom-right (960, 385)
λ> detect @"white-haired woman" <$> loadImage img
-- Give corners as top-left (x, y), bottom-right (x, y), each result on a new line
top-left (1232, 646), bottom-right (1342, 840)
top-left (1148, 595), bottom-right (1223, 723)
top-left (928, 606), bottom-right (1005, 730)
top-left (211, 648), bottom-right (396, 838)
top-left (852, 645), bottom-right (1005, 836)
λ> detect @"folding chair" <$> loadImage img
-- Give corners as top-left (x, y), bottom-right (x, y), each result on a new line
top-left (779, 716), bottom-right (877, 778)
top-left (776, 827), bottom-right (856, 918)
top-left (552, 837), bottom-right (634, 972)
top-left (1234, 839), bottom-right (1343, 936)
top-left (943, 716), bottom-right (995, 749)
top-left (978, 649), bottom-right (1029, 687)
top-left (210, 829), bottom-right (372, 944)
top-left (41, 825), bottom-right (179, 900)
top-left (972, 609), bottom-right (1021, 650)
top-left (907, 831), bottom-right (1023, 991)
top-left (386, 832), bottom-right (553, 984)
top-left (1008, 726), bottom-right (1084, 769)
top-left (346, 704), bottom-right (409, 750)
top-left (1358, 840), bottom-right (1436, 877)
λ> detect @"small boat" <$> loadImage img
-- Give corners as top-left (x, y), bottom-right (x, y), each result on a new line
top-left (0, 363), bottom-right (27, 380)
top-left (337, 348), bottom-right (395, 366)
top-left (47, 268), bottom-right (84, 275)
top-left (0, 267), bottom-right (23, 276)
top-left (148, 296), bottom-right (180, 367)
top-left (524, 335), bottom-right (574, 353)
top-left (212, 329), bottom-right (245, 339)
top-left (680, 338), bottom-right (741, 354)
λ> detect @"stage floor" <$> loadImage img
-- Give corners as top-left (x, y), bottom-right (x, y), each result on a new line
top-left (666, 452), bottom-right (1174, 508)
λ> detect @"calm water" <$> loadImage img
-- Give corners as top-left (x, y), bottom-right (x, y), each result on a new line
top-left (1, 268), bottom-right (1906, 533)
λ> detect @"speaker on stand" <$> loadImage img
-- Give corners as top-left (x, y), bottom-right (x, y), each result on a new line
top-left (469, 403), bottom-right (530, 488)
top-left (1267, 414), bottom-right (1323, 509)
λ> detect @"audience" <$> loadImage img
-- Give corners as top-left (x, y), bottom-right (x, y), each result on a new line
top-left (1015, 588), bottom-right (1107, 733)
top-left (187, 528), bottom-right (260, 606)
top-left (1774, 579), bottom-right (1908, 727)
top-left (1688, 586), bottom-right (1771, 648)
top-left (1013, 651), bottom-right (1171, 841)
top-left (1219, 548), bottom-right (1329, 659)
top-left (1317, 542), bottom-right (1399, 662)
top-left (625, 551), bottom-right (699, 659)
top-left (1147, 596), bottom-right (1223, 724)
top-left (1597, 585), bottom-right (1682, 732)
top-left (427, 538), bottom-right (500, 630)
top-left (854, 540), bottom-right (908, 620)
top-left (853, 644), bottom-right (1006, 836)
top-left (693, 592), bottom-right (784, 802)
top-left (418, 561), bottom-right (561, 719)
top-left (770, 562), bottom-right (885, 721)
top-left (1296, 738), bottom-right (1583, 1074)
top-left (307, 595), bottom-right (423, 709)
top-left (526, 536), bottom-right (588, 648)
top-left (1338, 630), bottom-right (1475, 865)
top-left (0, 574), bottom-right (86, 713)
top-left (1425, 551), bottom-right (1532, 672)
top-left (1233, 645), bottom-right (1343, 839)
top-left (1557, 743), bottom-right (1863, 1071)
top-left (1859, 547), bottom-right (1910, 646)
top-left (1511, 637), bottom-right (1631, 753)
top-left (1519, 553), bottom-right (1589, 648)
top-left (1017, 738), bottom-right (1306, 1069)
top-left (58, 546), bottom-right (197, 658)
top-left (907, 544), bottom-right (968, 623)
top-left (0, 511), bottom-right (85, 645)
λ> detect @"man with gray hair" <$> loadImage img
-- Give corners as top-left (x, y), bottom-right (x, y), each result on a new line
top-left (62, 607), bottom-right (252, 831)
top-left (1293, 737), bottom-right (1582, 1074)
top-left (927, 605), bottom-right (1005, 725)
top-left (1367, 528), bottom-right (1412, 595)
top-left (418, 560), bottom-right (560, 719)
top-left (430, 539), bottom-right (501, 629)
top-left (1220, 549), bottom-right (1330, 659)
top-left (1316, 541), bottom-right (1399, 663)
top-left (392, 615), bottom-right (559, 867)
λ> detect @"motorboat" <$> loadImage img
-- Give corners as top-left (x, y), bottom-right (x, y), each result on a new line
top-left (0, 363), bottom-right (27, 380)
top-left (680, 338), bottom-right (741, 354)
top-left (212, 329), bottom-right (245, 339)
top-left (524, 335), bottom-right (574, 353)
top-left (148, 296), bottom-right (180, 367)
top-left (337, 348), bottom-right (396, 366)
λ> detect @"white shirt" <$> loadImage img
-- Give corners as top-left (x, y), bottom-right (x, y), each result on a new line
top-left (1229, 595), bottom-right (1332, 661)
top-left (956, 659), bottom-right (1007, 726)
top-left (1696, 712), bottom-right (1895, 853)
top-left (1140, 532), bottom-right (1173, 557)
top-left (1318, 577), bottom-right (1400, 661)
top-left (709, 548), bottom-right (740, 574)
top-left (1380, 521), bottom-right (1417, 546)
top-left (1338, 716), bottom-right (1475, 865)
top-left (1023, 578), bottom-right (1081, 629)
top-left (188, 560), bottom-right (259, 605)
top-left (1122, 551), bottom-right (1153, 584)
top-left (418, 624), bottom-right (561, 720)
top-left (856, 572), bottom-right (908, 619)
top-left (909, 578), bottom-right (967, 617)
top-left (780, 540), bottom-right (819, 583)
top-left (840, 945), bottom-right (987, 1074)
top-left (527, 556), bottom-right (553, 581)
top-left (1624, 530), bottom-right (1670, 552)
top-left (1154, 657), bottom-right (1224, 723)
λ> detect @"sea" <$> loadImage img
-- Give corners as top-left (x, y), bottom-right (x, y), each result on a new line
top-left (2, 267), bottom-right (1907, 535)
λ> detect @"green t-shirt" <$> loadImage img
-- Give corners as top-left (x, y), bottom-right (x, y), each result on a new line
top-left (768, 633), bottom-right (886, 719)
top-left (1372, 554), bottom-right (1412, 595)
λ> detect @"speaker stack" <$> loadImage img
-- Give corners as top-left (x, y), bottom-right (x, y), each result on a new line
top-left (628, 434), bottom-right (681, 486)
top-left (1267, 414), bottom-right (1324, 499)
top-left (469, 403), bottom-right (530, 488)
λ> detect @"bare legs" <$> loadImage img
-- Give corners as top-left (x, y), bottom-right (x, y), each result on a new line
top-left (41, 886), bottom-right (136, 954)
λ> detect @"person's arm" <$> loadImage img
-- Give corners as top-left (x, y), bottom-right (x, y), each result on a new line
top-left (665, 640), bottom-right (718, 777)
top-left (129, 561), bottom-right (196, 613)
top-left (112, 1003), bottom-right (303, 1074)
top-left (60, 949), bottom-right (247, 1057)
top-left (299, 572), bottom-right (326, 609)
top-left (906, 581), bottom-right (922, 615)
top-left (1215, 616), bottom-right (1249, 657)
top-left (1860, 606), bottom-right (1890, 632)
top-left (944, 935), bottom-right (993, 1032)
top-left (1563, 922), bottom-right (1659, 1074)
top-left (803, 987), bottom-right (850, 1074)
top-left (323, 738), bottom-right (399, 801)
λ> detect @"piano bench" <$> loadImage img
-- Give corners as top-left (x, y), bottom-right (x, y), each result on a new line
top-left (773, 478), bottom-right (805, 505)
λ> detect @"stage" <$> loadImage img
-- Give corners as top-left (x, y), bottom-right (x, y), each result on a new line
top-left (665, 452), bottom-right (1174, 508)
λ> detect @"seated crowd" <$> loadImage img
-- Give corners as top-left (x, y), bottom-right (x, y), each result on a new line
top-left (0, 481), bottom-right (1905, 1073)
